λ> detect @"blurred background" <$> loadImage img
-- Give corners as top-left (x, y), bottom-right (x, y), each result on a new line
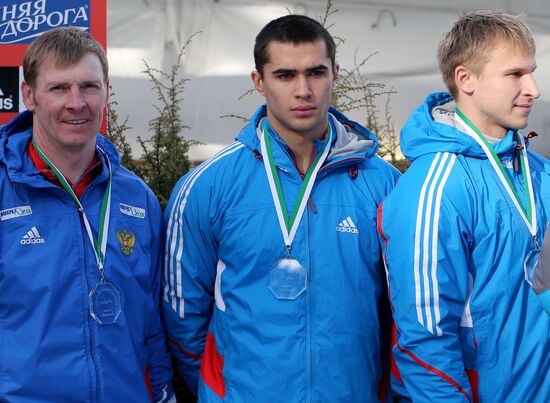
top-left (106, 0), bottom-right (550, 162)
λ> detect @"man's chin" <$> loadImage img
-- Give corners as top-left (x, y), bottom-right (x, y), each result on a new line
top-left (60, 137), bottom-right (97, 153)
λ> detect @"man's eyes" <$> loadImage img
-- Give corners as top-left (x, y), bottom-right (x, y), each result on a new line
top-left (309, 70), bottom-right (326, 76)
top-left (275, 70), bottom-right (326, 79)
top-left (48, 83), bottom-right (101, 91)
top-left (84, 83), bottom-right (101, 89)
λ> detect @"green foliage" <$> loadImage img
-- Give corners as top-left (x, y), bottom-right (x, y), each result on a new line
top-left (107, 35), bottom-right (199, 210)
top-left (321, 0), bottom-right (408, 171)
top-left (136, 35), bottom-right (199, 210)
top-left (106, 87), bottom-right (135, 170)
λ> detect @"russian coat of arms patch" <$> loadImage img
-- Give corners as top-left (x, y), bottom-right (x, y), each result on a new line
top-left (117, 230), bottom-right (135, 255)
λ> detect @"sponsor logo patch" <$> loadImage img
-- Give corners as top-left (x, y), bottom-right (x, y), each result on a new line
top-left (119, 203), bottom-right (146, 219)
top-left (1, 205), bottom-right (32, 221)
top-left (117, 229), bottom-right (136, 255)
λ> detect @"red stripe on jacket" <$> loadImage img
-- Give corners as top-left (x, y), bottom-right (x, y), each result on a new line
top-left (396, 344), bottom-right (472, 402)
top-left (168, 337), bottom-right (203, 361)
top-left (200, 332), bottom-right (226, 399)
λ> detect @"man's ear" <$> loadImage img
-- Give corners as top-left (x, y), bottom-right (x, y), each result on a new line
top-left (251, 70), bottom-right (265, 96)
top-left (333, 63), bottom-right (340, 82)
top-left (455, 65), bottom-right (475, 96)
top-left (21, 81), bottom-right (35, 111)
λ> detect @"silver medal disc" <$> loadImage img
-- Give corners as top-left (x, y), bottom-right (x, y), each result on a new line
top-left (268, 257), bottom-right (307, 300)
top-left (89, 282), bottom-right (122, 324)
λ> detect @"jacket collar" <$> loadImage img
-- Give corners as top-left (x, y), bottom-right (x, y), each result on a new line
top-left (236, 105), bottom-right (378, 168)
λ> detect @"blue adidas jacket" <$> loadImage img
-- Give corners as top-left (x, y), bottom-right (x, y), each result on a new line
top-left (379, 93), bottom-right (550, 402)
top-left (0, 111), bottom-right (174, 402)
top-left (163, 106), bottom-right (400, 402)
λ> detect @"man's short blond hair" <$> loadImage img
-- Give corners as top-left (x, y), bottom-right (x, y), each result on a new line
top-left (23, 27), bottom-right (108, 88)
top-left (437, 10), bottom-right (535, 98)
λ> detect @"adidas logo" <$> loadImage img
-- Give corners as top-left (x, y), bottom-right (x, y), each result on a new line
top-left (20, 226), bottom-right (45, 245)
top-left (336, 216), bottom-right (359, 234)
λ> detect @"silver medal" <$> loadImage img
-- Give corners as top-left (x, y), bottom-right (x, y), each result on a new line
top-left (269, 257), bottom-right (307, 300)
top-left (89, 282), bottom-right (122, 325)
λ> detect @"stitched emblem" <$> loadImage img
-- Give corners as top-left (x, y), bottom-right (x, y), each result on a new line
top-left (117, 230), bottom-right (136, 255)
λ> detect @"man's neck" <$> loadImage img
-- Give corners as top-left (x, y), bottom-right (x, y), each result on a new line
top-left (455, 101), bottom-right (507, 139)
top-left (32, 137), bottom-right (96, 184)
top-left (285, 137), bottom-right (316, 174)
top-left (267, 119), bottom-right (327, 174)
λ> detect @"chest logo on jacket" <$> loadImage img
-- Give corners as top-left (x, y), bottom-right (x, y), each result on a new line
top-left (117, 230), bottom-right (136, 255)
top-left (119, 203), bottom-right (146, 219)
top-left (336, 216), bottom-right (359, 234)
top-left (20, 226), bottom-right (44, 245)
top-left (1, 205), bottom-right (32, 221)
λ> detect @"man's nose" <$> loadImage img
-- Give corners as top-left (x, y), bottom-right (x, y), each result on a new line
top-left (66, 86), bottom-right (86, 110)
top-left (524, 74), bottom-right (540, 100)
top-left (295, 74), bottom-right (312, 98)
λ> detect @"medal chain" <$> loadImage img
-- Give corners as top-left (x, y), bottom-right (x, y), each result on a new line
top-left (31, 138), bottom-right (112, 281)
top-left (455, 108), bottom-right (536, 237)
top-left (259, 119), bottom-right (332, 252)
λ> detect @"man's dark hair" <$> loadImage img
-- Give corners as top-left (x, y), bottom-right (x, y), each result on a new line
top-left (254, 14), bottom-right (336, 76)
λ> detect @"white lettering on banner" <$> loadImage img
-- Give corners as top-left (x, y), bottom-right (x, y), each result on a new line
top-left (0, 86), bottom-right (12, 111)
top-left (0, 97), bottom-right (13, 110)
top-left (0, 1), bottom-right (89, 44)
top-left (1, 1), bottom-right (45, 21)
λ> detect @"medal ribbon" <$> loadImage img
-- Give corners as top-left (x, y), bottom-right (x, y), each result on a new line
top-left (32, 138), bottom-right (112, 280)
top-left (455, 108), bottom-right (536, 236)
top-left (259, 120), bottom-right (333, 249)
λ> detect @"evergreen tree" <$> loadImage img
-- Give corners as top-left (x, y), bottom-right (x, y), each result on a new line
top-left (324, 0), bottom-right (409, 171)
top-left (106, 88), bottom-right (135, 170)
top-left (137, 36), bottom-right (198, 210)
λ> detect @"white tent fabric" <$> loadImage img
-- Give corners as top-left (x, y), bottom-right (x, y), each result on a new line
top-left (107, 0), bottom-right (550, 160)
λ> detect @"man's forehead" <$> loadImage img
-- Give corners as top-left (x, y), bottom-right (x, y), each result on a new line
top-left (35, 54), bottom-right (105, 82)
top-left (484, 41), bottom-right (537, 66)
top-left (265, 39), bottom-right (330, 67)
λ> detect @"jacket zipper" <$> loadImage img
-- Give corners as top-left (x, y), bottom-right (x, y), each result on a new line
top-left (306, 203), bottom-right (313, 403)
top-left (280, 145), bottom-right (353, 401)
top-left (297, 169), bottom-right (314, 403)
top-left (30, 165), bottom-right (104, 401)
top-left (78, 184), bottom-right (101, 402)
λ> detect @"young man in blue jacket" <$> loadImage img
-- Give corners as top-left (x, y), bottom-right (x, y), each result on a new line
top-left (378, 10), bottom-right (550, 402)
top-left (164, 14), bottom-right (399, 402)
top-left (0, 27), bottom-right (174, 402)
